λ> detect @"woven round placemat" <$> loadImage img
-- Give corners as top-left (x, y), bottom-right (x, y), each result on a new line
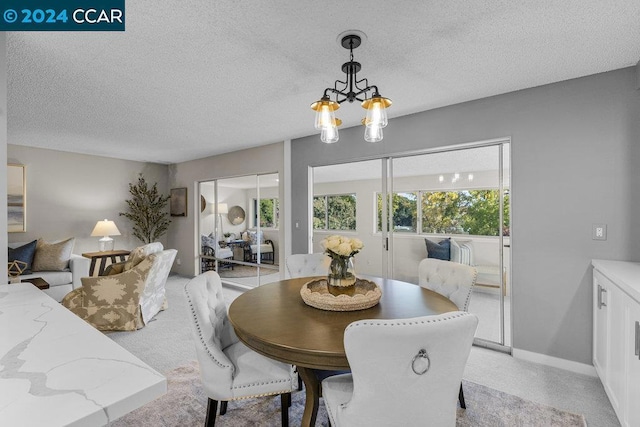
top-left (300, 278), bottom-right (382, 311)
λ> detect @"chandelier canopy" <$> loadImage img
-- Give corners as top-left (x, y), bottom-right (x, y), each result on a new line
top-left (311, 31), bottom-right (392, 144)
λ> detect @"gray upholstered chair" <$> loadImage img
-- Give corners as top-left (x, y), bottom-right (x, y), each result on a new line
top-left (184, 271), bottom-right (297, 426)
top-left (285, 253), bottom-right (330, 278)
top-left (322, 312), bottom-right (478, 427)
top-left (418, 257), bottom-right (477, 407)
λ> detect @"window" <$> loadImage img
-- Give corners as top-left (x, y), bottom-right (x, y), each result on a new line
top-left (377, 192), bottom-right (417, 232)
top-left (253, 198), bottom-right (279, 228)
top-left (313, 194), bottom-right (356, 231)
top-left (377, 189), bottom-right (509, 236)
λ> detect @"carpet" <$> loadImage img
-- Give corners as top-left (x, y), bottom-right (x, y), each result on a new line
top-left (112, 361), bottom-right (587, 427)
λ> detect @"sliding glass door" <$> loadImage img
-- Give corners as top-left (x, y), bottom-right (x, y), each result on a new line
top-left (311, 140), bottom-right (511, 349)
top-left (387, 144), bottom-right (510, 348)
top-left (199, 172), bottom-right (280, 288)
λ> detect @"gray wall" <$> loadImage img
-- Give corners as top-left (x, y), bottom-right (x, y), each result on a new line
top-left (291, 67), bottom-right (640, 364)
top-left (167, 142), bottom-right (284, 277)
top-left (7, 145), bottom-right (168, 255)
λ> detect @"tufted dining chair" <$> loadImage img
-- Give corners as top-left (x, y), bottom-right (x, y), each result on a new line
top-left (418, 258), bottom-right (477, 408)
top-left (184, 271), bottom-right (298, 426)
top-left (285, 253), bottom-right (330, 278)
top-left (322, 312), bottom-right (478, 427)
top-left (418, 258), bottom-right (477, 312)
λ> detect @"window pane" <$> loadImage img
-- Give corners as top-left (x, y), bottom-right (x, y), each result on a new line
top-left (421, 191), bottom-right (464, 234)
top-left (327, 195), bottom-right (356, 230)
top-left (257, 198), bottom-right (279, 228)
top-left (420, 190), bottom-right (508, 236)
top-left (392, 192), bottom-right (417, 232)
top-left (313, 196), bottom-right (326, 229)
top-left (460, 190), bottom-right (508, 237)
top-left (377, 193), bottom-right (383, 232)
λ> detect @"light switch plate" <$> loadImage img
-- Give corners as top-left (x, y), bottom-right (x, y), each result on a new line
top-left (593, 223), bottom-right (607, 241)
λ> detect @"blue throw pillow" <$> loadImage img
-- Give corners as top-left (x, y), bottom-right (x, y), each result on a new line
top-left (8, 240), bottom-right (38, 274)
top-left (425, 238), bottom-right (451, 261)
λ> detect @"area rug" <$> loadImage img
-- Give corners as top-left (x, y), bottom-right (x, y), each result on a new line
top-left (112, 361), bottom-right (587, 427)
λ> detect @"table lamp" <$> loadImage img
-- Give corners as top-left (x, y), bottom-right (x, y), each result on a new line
top-left (91, 219), bottom-right (121, 252)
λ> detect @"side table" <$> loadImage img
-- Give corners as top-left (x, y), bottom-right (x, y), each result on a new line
top-left (20, 277), bottom-right (50, 290)
top-left (82, 250), bottom-right (131, 276)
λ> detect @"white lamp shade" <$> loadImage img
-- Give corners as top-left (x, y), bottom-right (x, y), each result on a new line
top-left (91, 219), bottom-right (121, 237)
top-left (217, 203), bottom-right (228, 214)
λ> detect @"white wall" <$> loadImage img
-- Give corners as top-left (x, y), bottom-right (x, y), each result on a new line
top-left (7, 145), bottom-right (168, 254)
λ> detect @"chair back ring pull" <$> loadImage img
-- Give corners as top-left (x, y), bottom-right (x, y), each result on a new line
top-left (411, 349), bottom-right (430, 375)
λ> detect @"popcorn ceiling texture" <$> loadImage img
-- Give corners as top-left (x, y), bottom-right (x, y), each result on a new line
top-left (7, 0), bottom-right (640, 164)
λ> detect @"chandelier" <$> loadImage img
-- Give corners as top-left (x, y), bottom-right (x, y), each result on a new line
top-left (311, 31), bottom-right (392, 144)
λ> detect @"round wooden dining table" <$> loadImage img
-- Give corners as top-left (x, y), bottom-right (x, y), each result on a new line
top-left (227, 276), bottom-right (458, 427)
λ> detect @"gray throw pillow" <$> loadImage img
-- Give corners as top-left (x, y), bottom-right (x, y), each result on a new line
top-left (425, 238), bottom-right (451, 261)
top-left (32, 238), bottom-right (75, 272)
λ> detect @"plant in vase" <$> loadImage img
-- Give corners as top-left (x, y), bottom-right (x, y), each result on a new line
top-left (321, 235), bottom-right (364, 289)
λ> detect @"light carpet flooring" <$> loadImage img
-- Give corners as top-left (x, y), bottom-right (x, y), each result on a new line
top-left (108, 275), bottom-right (619, 427)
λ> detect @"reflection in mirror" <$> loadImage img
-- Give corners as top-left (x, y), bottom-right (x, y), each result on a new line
top-left (228, 206), bottom-right (245, 225)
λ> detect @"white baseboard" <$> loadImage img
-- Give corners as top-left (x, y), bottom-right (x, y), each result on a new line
top-left (512, 348), bottom-right (597, 377)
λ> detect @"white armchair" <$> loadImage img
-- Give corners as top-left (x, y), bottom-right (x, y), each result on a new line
top-left (285, 253), bottom-right (329, 278)
top-left (62, 243), bottom-right (176, 331)
top-left (322, 312), bottom-right (478, 427)
top-left (184, 271), bottom-right (297, 426)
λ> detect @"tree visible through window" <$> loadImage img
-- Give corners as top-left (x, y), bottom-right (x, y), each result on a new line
top-left (377, 193), bottom-right (417, 232)
top-left (254, 198), bottom-right (279, 228)
top-left (313, 194), bottom-right (356, 230)
top-left (377, 189), bottom-right (509, 236)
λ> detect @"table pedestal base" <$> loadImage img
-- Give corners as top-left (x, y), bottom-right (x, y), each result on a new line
top-left (297, 367), bottom-right (320, 427)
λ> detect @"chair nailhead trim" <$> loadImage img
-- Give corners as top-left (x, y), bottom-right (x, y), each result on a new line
top-left (184, 283), bottom-right (233, 371)
top-left (346, 311), bottom-right (471, 330)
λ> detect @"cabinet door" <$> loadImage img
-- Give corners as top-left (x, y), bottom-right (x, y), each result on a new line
top-left (593, 271), bottom-right (608, 376)
top-left (607, 281), bottom-right (626, 419)
top-left (624, 300), bottom-right (640, 427)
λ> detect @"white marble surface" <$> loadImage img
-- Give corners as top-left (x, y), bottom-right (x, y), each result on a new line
top-left (0, 283), bottom-right (166, 426)
top-left (592, 259), bottom-right (640, 303)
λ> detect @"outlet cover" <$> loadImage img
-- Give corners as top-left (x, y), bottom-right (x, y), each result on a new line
top-left (593, 224), bottom-right (607, 241)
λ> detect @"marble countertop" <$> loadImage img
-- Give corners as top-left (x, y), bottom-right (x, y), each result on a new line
top-left (592, 259), bottom-right (640, 303)
top-left (0, 283), bottom-right (166, 426)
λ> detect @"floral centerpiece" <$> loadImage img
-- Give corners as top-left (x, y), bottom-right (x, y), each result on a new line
top-left (321, 235), bottom-right (364, 288)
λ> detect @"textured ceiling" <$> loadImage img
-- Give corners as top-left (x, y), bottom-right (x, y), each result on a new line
top-left (7, 0), bottom-right (640, 164)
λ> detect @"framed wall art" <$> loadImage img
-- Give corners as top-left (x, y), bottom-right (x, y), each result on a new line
top-left (8, 164), bottom-right (26, 233)
top-left (170, 187), bottom-right (188, 217)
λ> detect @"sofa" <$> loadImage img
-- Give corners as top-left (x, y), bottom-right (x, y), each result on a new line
top-left (8, 239), bottom-right (90, 302)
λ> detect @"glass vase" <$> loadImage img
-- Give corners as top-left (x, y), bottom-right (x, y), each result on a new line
top-left (327, 256), bottom-right (356, 288)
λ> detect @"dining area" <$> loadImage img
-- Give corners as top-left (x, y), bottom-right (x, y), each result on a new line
top-left (184, 242), bottom-right (478, 427)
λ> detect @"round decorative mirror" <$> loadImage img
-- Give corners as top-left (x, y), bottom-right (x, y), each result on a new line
top-left (200, 195), bottom-right (206, 213)
top-left (228, 205), bottom-right (246, 225)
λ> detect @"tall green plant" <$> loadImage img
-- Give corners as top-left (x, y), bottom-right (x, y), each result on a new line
top-left (119, 174), bottom-right (171, 244)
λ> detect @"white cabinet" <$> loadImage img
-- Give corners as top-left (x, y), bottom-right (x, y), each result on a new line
top-left (592, 260), bottom-right (640, 427)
